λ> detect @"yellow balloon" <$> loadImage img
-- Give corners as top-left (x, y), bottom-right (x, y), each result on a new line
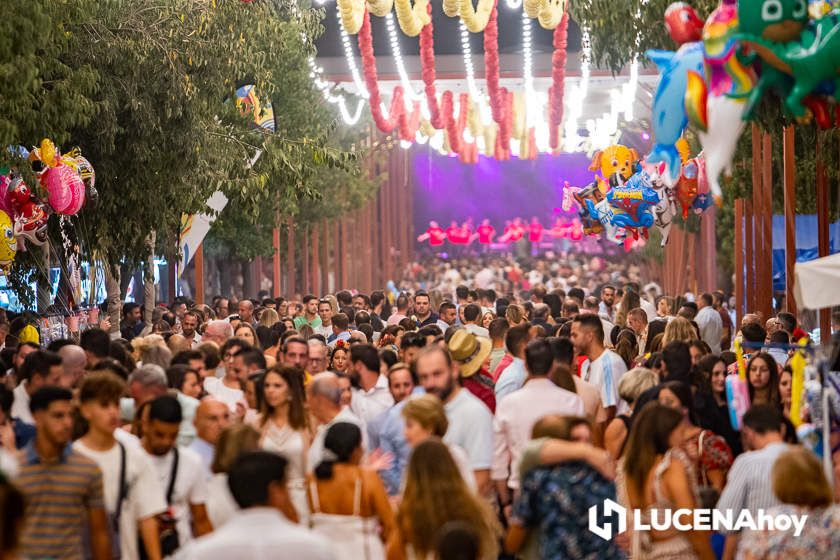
top-left (39, 138), bottom-right (59, 167)
top-left (0, 210), bottom-right (17, 270)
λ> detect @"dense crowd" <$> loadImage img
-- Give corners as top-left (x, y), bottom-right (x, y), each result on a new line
top-left (0, 256), bottom-right (838, 560)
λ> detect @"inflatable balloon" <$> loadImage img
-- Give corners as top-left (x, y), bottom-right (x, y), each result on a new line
top-left (561, 181), bottom-right (582, 212)
top-left (0, 210), bottom-right (16, 270)
top-left (9, 177), bottom-right (48, 247)
top-left (0, 175), bottom-right (14, 217)
top-left (585, 198), bottom-right (627, 245)
top-left (588, 144), bottom-right (639, 191)
top-left (665, 2), bottom-right (704, 45)
top-left (675, 159), bottom-right (700, 219)
top-left (605, 171), bottom-right (660, 230)
top-left (736, 0), bottom-right (840, 120)
top-left (573, 183), bottom-right (605, 235)
top-left (646, 42), bottom-right (704, 187)
top-left (684, 2), bottom-right (756, 203)
top-left (41, 163), bottom-right (85, 215)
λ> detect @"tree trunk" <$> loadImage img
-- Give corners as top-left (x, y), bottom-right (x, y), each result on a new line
top-left (103, 263), bottom-right (121, 335)
top-left (143, 231), bottom-right (156, 324)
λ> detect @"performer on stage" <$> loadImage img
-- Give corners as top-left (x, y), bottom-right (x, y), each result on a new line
top-left (417, 220), bottom-right (446, 246)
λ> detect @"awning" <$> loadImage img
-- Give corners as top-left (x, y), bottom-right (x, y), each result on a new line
top-left (794, 253), bottom-right (840, 310)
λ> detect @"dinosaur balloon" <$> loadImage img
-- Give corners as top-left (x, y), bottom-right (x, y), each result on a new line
top-left (736, 0), bottom-right (840, 120)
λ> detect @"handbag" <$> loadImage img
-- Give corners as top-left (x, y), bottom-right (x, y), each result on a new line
top-left (139, 448), bottom-right (180, 559)
top-left (696, 431), bottom-right (720, 509)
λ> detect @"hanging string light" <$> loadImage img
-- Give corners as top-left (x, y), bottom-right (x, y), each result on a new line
top-left (385, 12), bottom-right (421, 111)
top-left (336, 3), bottom-right (369, 98)
top-left (309, 58), bottom-right (366, 125)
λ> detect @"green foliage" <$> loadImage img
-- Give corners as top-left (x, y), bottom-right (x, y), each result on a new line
top-left (570, 0), bottom-right (719, 73)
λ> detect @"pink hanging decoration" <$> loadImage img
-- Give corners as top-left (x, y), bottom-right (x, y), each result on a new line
top-left (358, 10), bottom-right (404, 133)
top-left (419, 5), bottom-right (445, 129)
top-left (548, 10), bottom-right (569, 151)
top-left (42, 164), bottom-right (84, 215)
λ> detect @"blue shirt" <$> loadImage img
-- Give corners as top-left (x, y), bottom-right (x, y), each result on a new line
top-left (376, 387), bottom-right (425, 495)
top-left (513, 461), bottom-right (625, 560)
top-left (495, 357), bottom-right (527, 401)
top-left (13, 418), bottom-right (36, 449)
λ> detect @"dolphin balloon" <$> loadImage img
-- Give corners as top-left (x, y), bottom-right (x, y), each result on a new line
top-left (645, 41), bottom-right (704, 188)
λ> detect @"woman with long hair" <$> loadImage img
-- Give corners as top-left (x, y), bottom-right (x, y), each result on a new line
top-left (390, 438), bottom-right (498, 560)
top-left (747, 352), bottom-right (781, 410)
top-left (614, 328), bottom-right (639, 369)
top-left (307, 422), bottom-right (395, 560)
top-left (131, 334), bottom-right (172, 368)
top-left (657, 381), bottom-right (733, 492)
top-left (614, 290), bottom-right (640, 329)
top-left (620, 404), bottom-right (715, 559)
top-left (505, 304), bottom-right (527, 327)
top-left (662, 316), bottom-right (699, 346)
top-left (779, 366), bottom-right (793, 419)
top-left (603, 367), bottom-right (658, 458)
top-left (401, 395), bottom-right (476, 490)
top-left (234, 322), bottom-right (260, 349)
top-left (694, 355), bottom-right (742, 456)
top-left (258, 307), bottom-right (280, 329)
top-left (206, 424), bottom-right (261, 528)
top-left (254, 365), bottom-right (310, 524)
top-left (330, 343), bottom-right (350, 374)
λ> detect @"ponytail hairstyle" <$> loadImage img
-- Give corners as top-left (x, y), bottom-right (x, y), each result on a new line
top-left (314, 422), bottom-right (362, 480)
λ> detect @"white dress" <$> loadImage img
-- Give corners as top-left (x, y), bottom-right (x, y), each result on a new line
top-left (309, 477), bottom-right (386, 560)
top-left (260, 421), bottom-right (309, 525)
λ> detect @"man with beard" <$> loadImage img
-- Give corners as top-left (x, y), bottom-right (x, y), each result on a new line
top-left (414, 345), bottom-right (493, 495)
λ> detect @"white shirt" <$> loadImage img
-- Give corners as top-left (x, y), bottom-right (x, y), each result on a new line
top-left (349, 374), bottom-right (394, 424)
top-left (464, 324), bottom-right (490, 339)
top-left (148, 447), bottom-right (209, 547)
top-left (202, 377), bottom-right (246, 414)
top-left (174, 507), bottom-right (334, 560)
top-left (74, 438), bottom-right (167, 560)
top-left (696, 305), bottom-right (723, 353)
top-left (176, 392), bottom-right (200, 447)
top-left (444, 389), bottom-right (493, 470)
top-left (494, 357), bottom-right (527, 401)
top-left (313, 324), bottom-right (332, 339)
top-left (189, 333), bottom-right (202, 348)
top-left (492, 378), bottom-right (585, 489)
top-left (436, 319), bottom-right (453, 333)
top-left (581, 349), bottom-right (627, 410)
top-left (640, 299), bottom-right (658, 324)
top-left (186, 437), bottom-right (214, 480)
top-left (307, 407), bottom-right (367, 473)
top-left (205, 473), bottom-right (238, 529)
top-left (11, 381), bottom-right (33, 424)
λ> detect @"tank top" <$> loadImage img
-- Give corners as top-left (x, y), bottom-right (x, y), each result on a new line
top-left (309, 476), bottom-right (385, 560)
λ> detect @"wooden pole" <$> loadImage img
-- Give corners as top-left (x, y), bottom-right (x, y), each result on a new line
top-left (287, 218), bottom-right (296, 299)
top-left (735, 199), bottom-right (745, 327)
top-left (311, 223), bottom-right (320, 296)
top-left (783, 125), bottom-right (797, 317)
top-left (744, 199), bottom-right (755, 314)
top-left (272, 225), bottom-right (281, 297)
top-left (302, 228), bottom-right (310, 295)
top-left (759, 131), bottom-right (773, 319)
top-left (816, 130), bottom-right (830, 337)
top-left (194, 245), bottom-right (204, 305)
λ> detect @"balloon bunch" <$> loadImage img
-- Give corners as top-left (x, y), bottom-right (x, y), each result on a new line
top-left (564, 142), bottom-right (714, 249)
top-left (0, 139), bottom-right (96, 270)
top-left (647, 0), bottom-right (840, 203)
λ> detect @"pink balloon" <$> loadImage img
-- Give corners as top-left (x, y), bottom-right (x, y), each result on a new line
top-left (43, 164), bottom-right (84, 215)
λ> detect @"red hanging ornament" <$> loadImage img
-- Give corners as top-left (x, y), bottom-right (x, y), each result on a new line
top-left (548, 10), bottom-right (569, 151)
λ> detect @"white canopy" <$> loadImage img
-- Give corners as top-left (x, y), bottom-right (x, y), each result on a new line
top-left (794, 253), bottom-right (840, 310)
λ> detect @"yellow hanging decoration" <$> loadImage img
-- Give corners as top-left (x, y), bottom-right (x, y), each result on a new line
top-left (523, 0), bottom-right (567, 30)
top-left (483, 122), bottom-right (497, 155)
top-left (467, 100), bottom-right (483, 140)
top-left (458, 0), bottom-right (494, 32)
top-left (443, 0), bottom-right (460, 18)
top-left (337, 0), bottom-right (365, 34)
top-left (367, 0), bottom-right (394, 17)
top-left (788, 339), bottom-right (808, 427)
top-left (512, 92), bottom-right (526, 140)
top-left (538, 0), bottom-right (565, 29)
top-left (394, 0), bottom-right (431, 37)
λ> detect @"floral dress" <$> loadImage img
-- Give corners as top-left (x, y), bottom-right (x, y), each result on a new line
top-left (739, 505), bottom-right (840, 559)
top-left (680, 428), bottom-right (733, 488)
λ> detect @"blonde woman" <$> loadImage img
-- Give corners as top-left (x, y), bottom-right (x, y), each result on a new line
top-left (258, 307), bottom-right (281, 328)
top-left (206, 424), bottom-right (261, 528)
top-left (505, 304), bottom-right (527, 327)
top-left (131, 334), bottom-right (172, 368)
top-left (662, 316), bottom-right (698, 346)
top-left (402, 395), bottom-right (476, 490)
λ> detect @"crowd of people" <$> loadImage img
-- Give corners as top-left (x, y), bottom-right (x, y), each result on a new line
top-left (0, 256), bottom-right (838, 560)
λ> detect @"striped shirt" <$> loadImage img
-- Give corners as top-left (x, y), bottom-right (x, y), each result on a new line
top-left (581, 349), bottom-right (627, 410)
top-left (16, 442), bottom-right (105, 560)
top-left (715, 441), bottom-right (789, 535)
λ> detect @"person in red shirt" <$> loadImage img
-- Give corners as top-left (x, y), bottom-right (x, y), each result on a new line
top-left (417, 221), bottom-right (446, 246)
top-left (474, 219), bottom-right (495, 245)
top-left (448, 329), bottom-right (496, 413)
top-left (508, 218), bottom-right (525, 242)
top-left (528, 217), bottom-right (544, 243)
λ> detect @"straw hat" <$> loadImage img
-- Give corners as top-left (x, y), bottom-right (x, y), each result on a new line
top-left (448, 329), bottom-right (491, 378)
